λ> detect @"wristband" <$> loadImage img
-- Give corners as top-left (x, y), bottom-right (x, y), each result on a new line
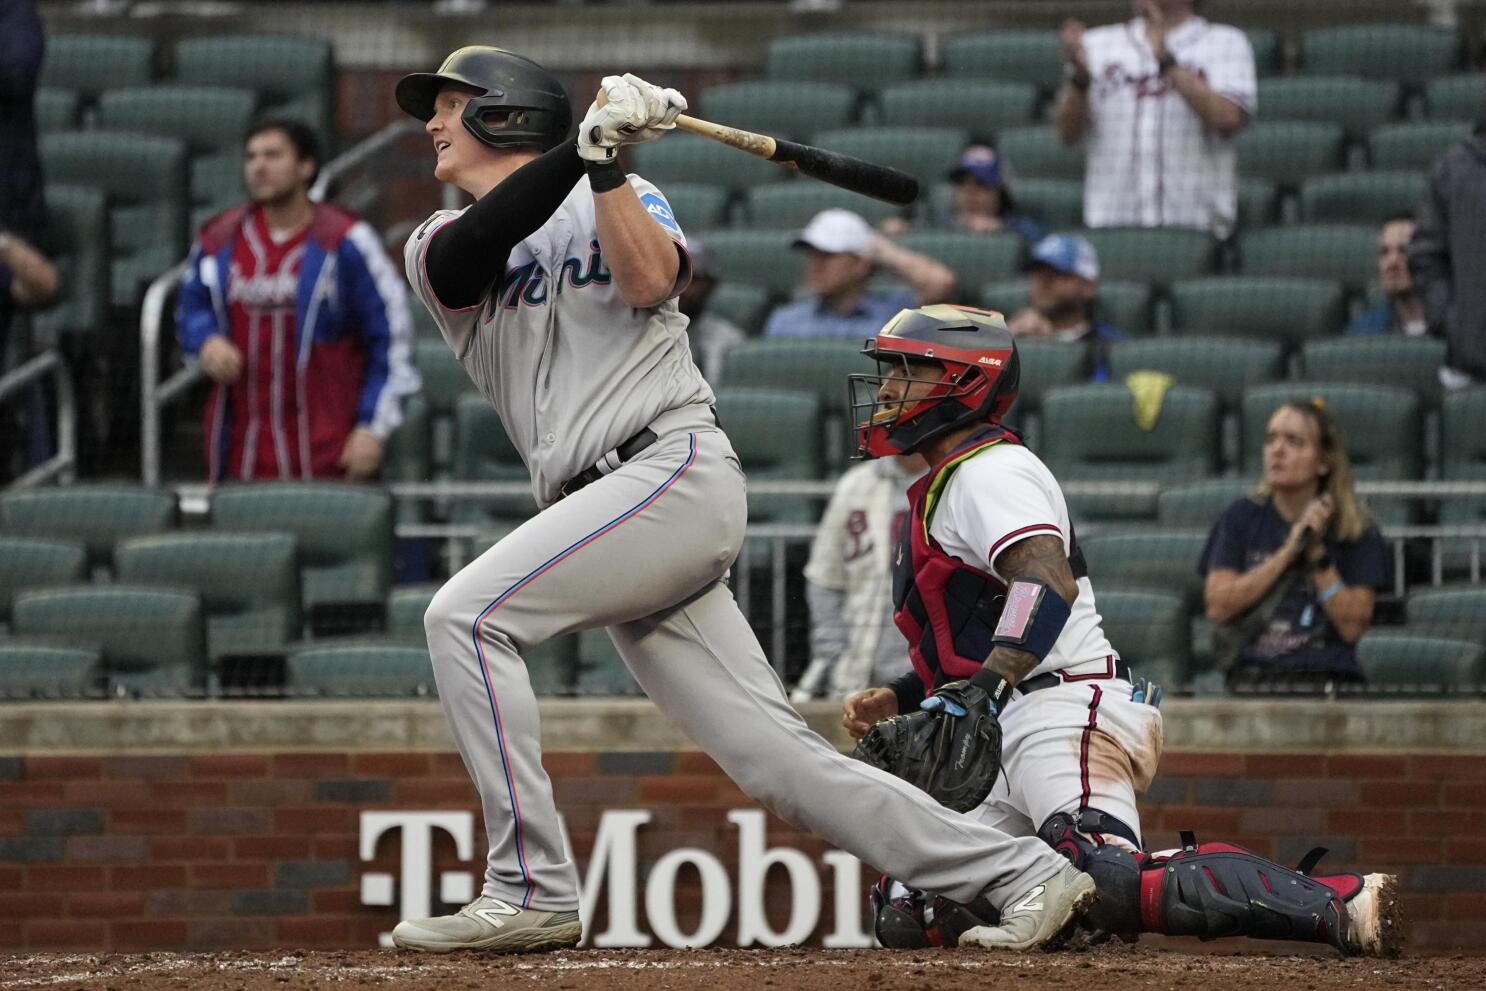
top-left (969, 668), bottom-right (1014, 715)
top-left (586, 160), bottom-right (627, 193)
top-left (1157, 52), bottom-right (1178, 76)
top-left (1317, 578), bottom-right (1344, 604)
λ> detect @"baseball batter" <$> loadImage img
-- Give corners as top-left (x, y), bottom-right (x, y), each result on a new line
top-left (388, 47), bottom-right (1092, 954)
top-left (841, 304), bottom-right (1400, 956)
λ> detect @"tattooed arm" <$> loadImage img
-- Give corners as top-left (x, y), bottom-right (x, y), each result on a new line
top-left (982, 535), bottom-right (1080, 685)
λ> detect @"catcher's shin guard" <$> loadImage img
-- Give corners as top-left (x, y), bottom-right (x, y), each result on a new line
top-left (870, 875), bottom-right (931, 949)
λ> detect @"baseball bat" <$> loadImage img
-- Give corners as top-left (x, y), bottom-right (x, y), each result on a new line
top-left (596, 93), bottom-right (919, 205)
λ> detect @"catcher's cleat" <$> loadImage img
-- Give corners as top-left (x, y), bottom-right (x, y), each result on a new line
top-left (391, 895), bottom-right (581, 953)
top-left (1341, 873), bottom-right (1404, 958)
top-left (870, 875), bottom-right (932, 949)
top-left (958, 862), bottom-right (1098, 952)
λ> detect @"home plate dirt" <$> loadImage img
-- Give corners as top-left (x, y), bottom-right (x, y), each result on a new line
top-left (0, 945), bottom-right (1480, 991)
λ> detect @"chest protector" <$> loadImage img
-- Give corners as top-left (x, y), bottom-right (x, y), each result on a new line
top-left (892, 427), bottom-right (1087, 693)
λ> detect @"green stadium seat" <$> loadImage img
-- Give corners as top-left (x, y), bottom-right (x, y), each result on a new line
top-left (576, 629), bottom-right (641, 696)
top-left (810, 127), bottom-right (968, 190)
top-left (40, 34), bottom-right (154, 104)
top-left (895, 230), bottom-right (1023, 294)
top-left (1080, 528), bottom-right (1210, 606)
top-left (1157, 478), bottom-right (1252, 526)
top-left (1168, 278), bottom-right (1346, 349)
top-left (1240, 383), bottom-right (1422, 481)
top-left (0, 640), bottom-right (101, 699)
top-left (0, 538), bottom-right (87, 628)
top-left (704, 282), bottom-right (772, 335)
top-left (382, 395), bottom-right (432, 525)
top-left (1235, 225), bottom-right (1377, 290)
top-left (941, 30), bottom-right (1063, 90)
top-left (630, 135), bottom-right (783, 191)
top-left (659, 182), bottom-right (731, 230)
top-left (1405, 587), bottom-right (1486, 642)
top-left (1246, 28), bottom-right (1282, 76)
top-left (287, 640), bottom-right (437, 697)
top-left (1235, 121), bottom-right (1345, 187)
top-left (699, 81), bottom-right (857, 140)
top-left (1009, 178), bottom-right (1084, 230)
top-left (764, 33), bottom-right (922, 90)
top-left (1001, 338), bottom-right (1089, 423)
top-left (12, 585), bottom-right (204, 694)
top-left (209, 483), bottom-right (393, 616)
top-left (387, 584), bottom-right (439, 640)
top-left (115, 532), bottom-right (300, 663)
top-left (697, 229), bottom-right (801, 294)
top-left (0, 484), bottom-right (177, 569)
top-left (1368, 121), bottom-right (1472, 171)
top-left (997, 125), bottom-right (1086, 181)
top-left (189, 153), bottom-right (245, 229)
top-left (1301, 25), bottom-right (1461, 85)
top-left (1109, 337), bottom-right (1284, 412)
top-left (173, 35), bottom-right (335, 143)
top-left (876, 79), bottom-right (1040, 136)
top-left (1439, 388), bottom-right (1486, 524)
top-left (1356, 631), bottom-right (1481, 691)
top-left (1425, 74), bottom-right (1486, 123)
top-left (1237, 178), bottom-right (1281, 229)
top-left (743, 181), bottom-right (903, 229)
top-left (1299, 172), bottom-right (1427, 225)
top-left (979, 279), bottom-right (1154, 336)
top-left (1256, 77), bottom-right (1400, 138)
top-left (1300, 336), bottom-right (1446, 409)
top-left (1079, 228), bottom-right (1216, 288)
top-left (1040, 384), bottom-right (1220, 520)
top-left (452, 393), bottom-right (537, 524)
top-left (1096, 589), bottom-right (1191, 689)
top-left (715, 389), bottom-right (822, 523)
top-left (35, 88), bottom-right (79, 134)
top-left (719, 339), bottom-right (863, 465)
top-left (414, 338), bottom-right (472, 416)
top-left (31, 185), bottom-right (110, 345)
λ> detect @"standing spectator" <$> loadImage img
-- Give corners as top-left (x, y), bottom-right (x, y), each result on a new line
top-left (677, 238), bottom-right (747, 381)
top-left (1348, 214), bottom-right (1427, 336)
top-left (0, 227), bottom-right (59, 480)
top-left (763, 209), bottom-right (956, 339)
top-left (178, 118), bottom-right (418, 482)
top-left (0, 0), bottom-right (46, 368)
top-left (1006, 234), bottom-right (1126, 382)
top-left (1199, 399), bottom-right (1389, 692)
top-left (1055, 0), bottom-right (1255, 237)
top-left (791, 452), bottom-right (924, 702)
top-left (1409, 125), bottom-right (1486, 388)
top-left (882, 145), bottom-right (1044, 243)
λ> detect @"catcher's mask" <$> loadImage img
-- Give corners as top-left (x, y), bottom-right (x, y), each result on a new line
top-left (395, 46), bottom-right (573, 152)
top-left (848, 304), bottom-right (1020, 460)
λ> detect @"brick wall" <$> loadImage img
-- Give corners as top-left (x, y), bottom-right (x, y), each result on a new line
top-left (2, 747), bottom-right (1483, 953)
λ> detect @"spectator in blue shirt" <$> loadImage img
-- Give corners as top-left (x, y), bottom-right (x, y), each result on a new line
top-left (1347, 214), bottom-right (1427, 337)
top-left (763, 209), bottom-right (956, 339)
top-left (1006, 234), bottom-right (1126, 381)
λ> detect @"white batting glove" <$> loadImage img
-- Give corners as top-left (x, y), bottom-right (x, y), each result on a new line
top-left (576, 76), bottom-right (648, 163)
top-left (618, 72), bottom-right (687, 144)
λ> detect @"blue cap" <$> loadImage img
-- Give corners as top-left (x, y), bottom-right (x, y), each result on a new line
top-left (948, 145), bottom-right (1005, 187)
top-left (1030, 234), bottom-right (1099, 281)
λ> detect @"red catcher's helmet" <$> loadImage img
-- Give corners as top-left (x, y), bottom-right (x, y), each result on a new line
top-left (848, 304), bottom-right (1020, 459)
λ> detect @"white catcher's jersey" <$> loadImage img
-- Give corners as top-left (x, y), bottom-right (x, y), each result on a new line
top-left (404, 173), bottom-right (714, 507)
top-left (929, 443), bottom-right (1117, 681)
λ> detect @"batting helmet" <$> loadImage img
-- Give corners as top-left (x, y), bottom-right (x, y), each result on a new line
top-left (395, 46), bottom-right (573, 152)
top-left (848, 304), bottom-right (1020, 459)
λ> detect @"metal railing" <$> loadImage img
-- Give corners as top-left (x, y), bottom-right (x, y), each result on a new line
top-left (139, 261), bottom-right (197, 487)
top-left (0, 349), bottom-right (76, 489)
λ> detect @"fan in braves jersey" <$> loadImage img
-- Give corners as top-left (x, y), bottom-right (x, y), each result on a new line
top-left (389, 46), bottom-right (1094, 955)
top-left (841, 304), bottom-right (1402, 956)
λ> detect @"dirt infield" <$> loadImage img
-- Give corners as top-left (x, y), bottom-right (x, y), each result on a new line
top-left (0, 945), bottom-right (1479, 991)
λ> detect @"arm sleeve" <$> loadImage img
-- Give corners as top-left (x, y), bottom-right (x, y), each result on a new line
top-left (343, 223), bottom-right (421, 439)
top-left (1205, 29), bottom-right (1257, 115)
top-left (1197, 501), bottom-right (1249, 576)
top-left (888, 668), bottom-right (926, 715)
top-left (943, 451), bottom-right (1065, 582)
top-left (176, 241), bottom-right (222, 358)
top-left (1409, 157), bottom-right (1454, 337)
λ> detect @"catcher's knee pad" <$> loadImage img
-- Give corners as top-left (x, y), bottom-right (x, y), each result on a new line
top-left (1039, 809), bottom-right (1145, 935)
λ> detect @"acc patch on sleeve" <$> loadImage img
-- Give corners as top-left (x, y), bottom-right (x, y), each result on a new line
top-left (640, 192), bottom-right (682, 234)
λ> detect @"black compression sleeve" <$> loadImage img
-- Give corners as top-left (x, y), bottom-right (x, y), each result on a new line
top-left (888, 668), bottom-right (926, 716)
top-left (423, 141), bottom-right (587, 309)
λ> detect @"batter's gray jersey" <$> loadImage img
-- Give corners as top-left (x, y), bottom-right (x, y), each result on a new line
top-left (404, 174), bottom-right (713, 506)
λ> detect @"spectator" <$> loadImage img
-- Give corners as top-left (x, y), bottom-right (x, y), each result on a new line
top-left (1409, 124), bottom-right (1486, 388)
top-left (791, 452), bottom-right (925, 702)
top-left (0, 227), bottom-right (59, 480)
top-left (677, 238), bottom-right (747, 381)
top-left (1348, 214), bottom-right (1426, 337)
top-left (0, 0), bottom-right (46, 368)
top-left (763, 209), bottom-right (956, 339)
top-left (1006, 233), bottom-right (1125, 382)
top-left (882, 144), bottom-right (1044, 243)
top-left (1055, 0), bottom-right (1255, 237)
top-left (178, 118), bottom-right (418, 482)
top-left (1199, 398), bottom-right (1388, 693)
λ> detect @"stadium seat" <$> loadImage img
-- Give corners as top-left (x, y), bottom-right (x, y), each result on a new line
top-left (705, 282), bottom-right (772, 335)
top-left (1424, 74), bottom-right (1486, 122)
top-left (719, 339), bottom-right (863, 466)
top-left (40, 34), bottom-right (155, 104)
top-left (657, 182), bottom-right (731, 230)
top-left (387, 584), bottom-right (439, 640)
top-left (697, 229), bottom-right (802, 294)
top-left (1235, 121), bottom-right (1345, 187)
top-left (765, 32), bottom-right (921, 90)
top-left (895, 230), bottom-right (1023, 294)
top-left (941, 30), bottom-right (1063, 91)
top-left (35, 88), bottom-right (79, 134)
top-left (743, 181), bottom-right (903, 229)
top-left (1079, 228), bottom-right (1216, 288)
top-left (810, 127), bottom-right (968, 190)
top-left (173, 35), bottom-right (335, 143)
top-left (1301, 25), bottom-right (1461, 85)
top-left (452, 393), bottom-right (537, 524)
top-left (1235, 225), bottom-right (1377, 290)
top-left (576, 629), bottom-right (641, 696)
top-left (12, 585), bottom-right (205, 694)
top-left (0, 640), bottom-right (101, 699)
top-left (1439, 388), bottom-right (1486, 525)
top-left (996, 125), bottom-right (1087, 181)
top-left (1299, 172), bottom-right (1427, 225)
top-left (876, 79), bottom-right (1040, 136)
top-left (996, 178), bottom-right (1084, 231)
top-left (1236, 178), bottom-right (1281, 229)
top-left (209, 483), bottom-right (393, 617)
top-left (1368, 121), bottom-right (1472, 171)
top-left (979, 279), bottom-right (1154, 338)
top-left (31, 185), bottom-right (110, 345)
top-left (40, 132), bottom-right (189, 306)
top-left (1039, 384), bottom-right (1220, 520)
top-left (1157, 478), bottom-right (1252, 526)
top-left (1240, 383), bottom-right (1422, 482)
top-left (286, 641), bottom-right (437, 697)
top-left (1080, 528), bottom-right (1210, 605)
top-left (1406, 587), bottom-right (1486, 642)
top-left (1096, 589), bottom-right (1191, 689)
top-left (630, 134), bottom-right (783, 191)
top-left (1109, 337), bottom-right (1284, 412)
top-left (1356, 631), bottom-right (1481, 691)
top-left (1300, 336), bottom-right (1446, 409)
top-left (0, 537), bottom-right (87, 629)
top-left (1001, 338), bottom-right (1090, 422)
top-left (1168, 278), bottom-right (1346, 349)
top-left (382, 395), bottom-right (432, 524)
top-left (1245, 28), bottom-right (1282, 76)
top-left (115, 532), bottom-right (300, 663)
top-left (414, 337), bottom-right (472, 414)
top-left (715, 388), bottom-right (822, 523)
top-left (189, 153), bottom-right (245, 230)
top-left (0, 484), bottom-right (177, 569)
top-left (1256, 77), bottom-right (1400, 139)
top-left (699, 81), bottom-right (857, 141)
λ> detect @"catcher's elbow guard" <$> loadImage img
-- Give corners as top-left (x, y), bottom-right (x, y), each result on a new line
top-left (992, 578), bottom-right (1071, 662)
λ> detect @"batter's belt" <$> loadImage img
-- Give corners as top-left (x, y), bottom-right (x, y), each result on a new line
top-left (558, 427), bottom-right (659, 499)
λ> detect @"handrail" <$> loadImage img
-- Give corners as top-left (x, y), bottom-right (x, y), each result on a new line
top-left (139, 261), bottom-right (195, 487)
top-left (310, 119), bottom-right (423, 203)
top-left (0, 349), bottom-right (77, 489)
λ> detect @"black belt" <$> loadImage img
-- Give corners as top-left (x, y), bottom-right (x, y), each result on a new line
top-left (558, 428), bottom-right (658, 500)
top-left (1017, 658), bottom-right (1132, 696)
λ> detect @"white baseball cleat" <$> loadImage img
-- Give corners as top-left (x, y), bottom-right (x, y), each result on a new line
top-left (1344, 873), bottom-right (1404, 957)
top-left (391, 895), bottom-right (582, 953)
top-left (958, 862), bottom-right (1098, 952)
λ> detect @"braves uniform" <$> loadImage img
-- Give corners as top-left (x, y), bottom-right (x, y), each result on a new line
top-left (404, 173), bottom-right (1068, 915)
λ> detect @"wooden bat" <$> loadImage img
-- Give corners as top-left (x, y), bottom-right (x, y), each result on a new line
top-left (596, 93), bottom-right (919, 206)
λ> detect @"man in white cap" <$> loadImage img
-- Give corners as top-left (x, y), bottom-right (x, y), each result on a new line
top-left (1007, 233), bottom-right (1126, 382)
top-left (764, 208), bottom-right (956, 339)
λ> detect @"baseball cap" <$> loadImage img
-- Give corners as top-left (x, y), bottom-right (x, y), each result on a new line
top-left (793, 209), bottom-right (876, 258)
top-left (947, 145), bottom-right (1005, 187)
top-left (1030, 233), bottom-right (1100, 282)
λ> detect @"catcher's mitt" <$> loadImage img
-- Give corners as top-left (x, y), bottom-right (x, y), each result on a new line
top-left (849, 680), bottom-right (1002, 813)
